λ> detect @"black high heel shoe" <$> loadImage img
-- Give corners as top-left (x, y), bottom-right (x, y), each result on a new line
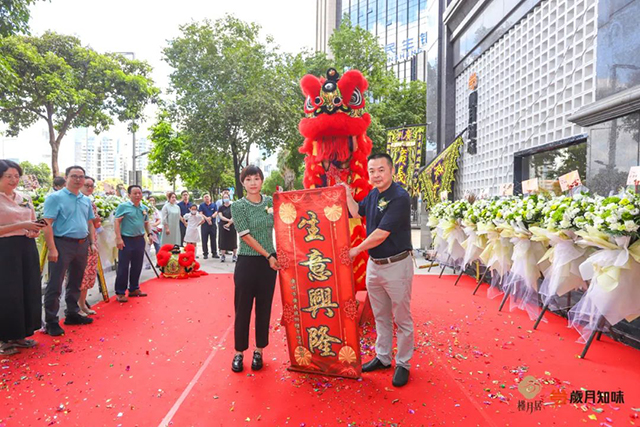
top-left (251, 351), bottom-right (263, 371)
top-left (231, 353), bottom-right (243, 372)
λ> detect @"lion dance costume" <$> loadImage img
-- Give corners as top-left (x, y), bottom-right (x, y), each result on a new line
top-left (299, 68), bottom-right (373, 291)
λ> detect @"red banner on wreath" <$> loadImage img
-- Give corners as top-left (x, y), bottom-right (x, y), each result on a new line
top-left (274, 187), bottom-right (362, 379)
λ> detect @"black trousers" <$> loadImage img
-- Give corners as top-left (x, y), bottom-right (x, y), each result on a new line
top-left (234, 256), bottom-right (277, 352)
top-left (44, 237), bottom-right (88, 325)
top-left (0, 236), bottom-right (41, 341)
top-left (201, 222), bottom-right (217, 256)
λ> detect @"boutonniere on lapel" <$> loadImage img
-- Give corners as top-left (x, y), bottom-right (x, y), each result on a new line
top-left (377, 197), bottom-right (389, 212)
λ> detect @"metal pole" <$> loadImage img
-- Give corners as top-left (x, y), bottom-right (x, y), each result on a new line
top-left (498, 277), bottom-right (509, 311)
top-left (453, 266), bottom-right (465, 286)
top-left (427, 251), bottom-right (438, 272)
top-left (580, 317), bottom-right (606, 359)
top-left (533, 302), bottom-right (549, 329)
top-left (439, 254), bottom-right (451, 278)
top-left (473, 267), bottom-right (489, 295)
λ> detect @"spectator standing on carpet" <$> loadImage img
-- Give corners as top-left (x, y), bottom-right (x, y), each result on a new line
top-left (198, 193), bottom-right (219, 259)
top-left (182, 204), bottom-right (205, 256)
top-left (177, 190), bottom-right (193, 246)
top-left (230, 165), bottom-right (280, 373)
top-left (0, 160), bottom-right (46, 355)
top-left (344, 153), bottom-right (414, 388)
top-left (42, 166), bottom-right (97, 336)
top-left (78, 176), bottom-right (101, 316)
top-left (113, 185), bottom-right (152, 303)
top-left (217, 195), bottom-right (237, 262)
top-left (161, 192), bottom-right (181, 247)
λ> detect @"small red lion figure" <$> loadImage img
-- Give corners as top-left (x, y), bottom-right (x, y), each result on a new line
top-left (299, 68), bottom-right (373, 291)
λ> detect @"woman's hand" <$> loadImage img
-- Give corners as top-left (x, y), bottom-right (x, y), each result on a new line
top-left (25, 230), bottom-right (40, 239)
top-left (165, 228), bottom-right (171, 235)
top-left (22, 221), bottom-right (46, 232)
top-left (268, 256), bottom-right (281, 271)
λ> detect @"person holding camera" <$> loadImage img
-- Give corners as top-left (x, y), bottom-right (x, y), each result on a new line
top-left (0, 160), bottom-right (47, 355)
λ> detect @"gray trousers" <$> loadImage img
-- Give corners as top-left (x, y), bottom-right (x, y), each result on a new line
top-left (366, 255), bottom-right (414, 369)
top-left (44, 238), bottom-right (89, 325)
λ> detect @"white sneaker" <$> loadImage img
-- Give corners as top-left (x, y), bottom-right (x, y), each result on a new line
top-left (220, 255), bottom-right (226, 262)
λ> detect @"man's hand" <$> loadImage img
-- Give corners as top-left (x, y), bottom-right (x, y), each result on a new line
top-left (349, 247), bottom-right (361, 260)
top-left (48, 247), bottom-right (59, 262)
top-left (89, 243), bottom-right (98, 254)
top-left (206, 217), bottom-right (212, 225)
top-left (166, 229), bottom-right (171, 235)
top-left (116, 237), bottom-right (125, 250)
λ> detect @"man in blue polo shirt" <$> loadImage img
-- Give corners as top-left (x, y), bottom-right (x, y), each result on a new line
top-left (43, 165), bottom-right (97, 336)
top-left (113, 185), bottom-right (152, 303)
top-left (344, 153), bottom-right (414, 388)
top-left (177, 190), bottom-right (193, 246)
top-left (199, 193), bottom-right (219, 259)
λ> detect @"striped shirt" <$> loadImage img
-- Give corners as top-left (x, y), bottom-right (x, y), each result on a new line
top-left (231, 195), bottom-right (275, 257)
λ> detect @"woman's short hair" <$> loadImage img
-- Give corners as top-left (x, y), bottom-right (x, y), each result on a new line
top-left (240, 165), bottom-right (264, 182)
top-left (167, 192), bottom-right (176, 199)
top-left (0, 159), bottom-right (23, 177)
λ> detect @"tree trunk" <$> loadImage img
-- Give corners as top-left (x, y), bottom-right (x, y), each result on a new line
top-left (231, 141), bottom-right (243, 199)
top-left (47, 119), bottom-right (59, 178)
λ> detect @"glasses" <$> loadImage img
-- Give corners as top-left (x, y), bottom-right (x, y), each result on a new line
top-left (69, 175), bottom-right (85, 180)
top-left (84, 183), bottom-right (94, 188)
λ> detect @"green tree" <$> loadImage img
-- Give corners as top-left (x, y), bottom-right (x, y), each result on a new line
top-left (147, 113), bottom-right (197, 189)
top-left (1, 0), bottom-right (47, 37)
top-left (164, 15), bottom-right (291, 198)
top-left (0, 31), bottom-right (159, 177)
top-left (19, 160), bottom-right (51, 187)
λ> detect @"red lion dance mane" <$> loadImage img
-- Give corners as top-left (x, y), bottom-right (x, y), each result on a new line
top-left (299, 68), bottom-right (372, 291)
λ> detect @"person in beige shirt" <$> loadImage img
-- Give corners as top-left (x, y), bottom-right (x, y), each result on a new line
top-left (0, 159), bottom-right (47, 356)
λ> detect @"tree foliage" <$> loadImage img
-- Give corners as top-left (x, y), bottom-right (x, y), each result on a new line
top-left (0, 31), bottom-right (159, 177)
top-left (147, 113), bottom-right (196, 189)
top-left (19, 160), bottom-right (51, 187)
top-left (163, 15), bottom-right (291, 198)
top-left (0, 0), bottom-right (46, 37)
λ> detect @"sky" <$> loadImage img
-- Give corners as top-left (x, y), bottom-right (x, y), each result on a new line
top-left (3, 0), bottom-right (317, 169)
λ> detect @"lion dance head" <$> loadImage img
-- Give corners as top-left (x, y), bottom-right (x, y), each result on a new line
top-left (298, 68), bottom-right (373, 291)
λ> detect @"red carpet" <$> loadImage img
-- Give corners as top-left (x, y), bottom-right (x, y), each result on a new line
top-left (1, 274), bottom-right (639, 426)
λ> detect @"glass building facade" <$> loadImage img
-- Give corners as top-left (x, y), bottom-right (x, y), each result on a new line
top-left (339, 0), bottom-right (435, 82)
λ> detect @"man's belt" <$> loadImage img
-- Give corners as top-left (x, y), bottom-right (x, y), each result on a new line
top-left (370, 250), bottom-right (411, 265)
top-left (54, 236), bottom-right (88, 244)
top-left (123, 235), bottom-right (145, 239)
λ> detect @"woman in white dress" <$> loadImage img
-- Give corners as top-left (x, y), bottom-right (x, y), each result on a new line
top-left (161, 192), bottom-right (182, 247)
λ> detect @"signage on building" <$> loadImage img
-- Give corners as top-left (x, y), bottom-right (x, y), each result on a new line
top-left (468, 73), bottom-right (478, 90)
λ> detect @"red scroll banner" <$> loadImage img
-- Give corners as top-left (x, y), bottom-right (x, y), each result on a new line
top-left (274, 187), bottom-right (362, 379)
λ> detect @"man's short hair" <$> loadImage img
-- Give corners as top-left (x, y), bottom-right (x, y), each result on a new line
top-left (65, 165), bottom-right (86, 177)
top-left (84, 176), bottom-right (95, 183)
top-left (367, 153), bottom-right (394, 168)
top-left (203, 193), bottom-right (211, 198)
top-left (181, 190), bottom-right (189, 196)
top-left (52, 176), bottom-right (66, 187)
top-left (240, 165), bottom-right (264, 182)
top-left (127, 184), bottom-right (142, 194)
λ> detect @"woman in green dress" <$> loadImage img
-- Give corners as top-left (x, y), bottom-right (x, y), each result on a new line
top-left (161, 192), bottom-right (181, 247)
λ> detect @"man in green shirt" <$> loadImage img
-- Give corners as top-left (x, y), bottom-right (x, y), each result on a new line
top-left (114, 185), bottom-right (152, 302)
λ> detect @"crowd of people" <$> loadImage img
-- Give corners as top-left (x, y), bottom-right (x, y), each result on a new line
top-left (0, 159), bottom-right (240, 355)
top-left (0, 156), bottom-right (414, 388)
